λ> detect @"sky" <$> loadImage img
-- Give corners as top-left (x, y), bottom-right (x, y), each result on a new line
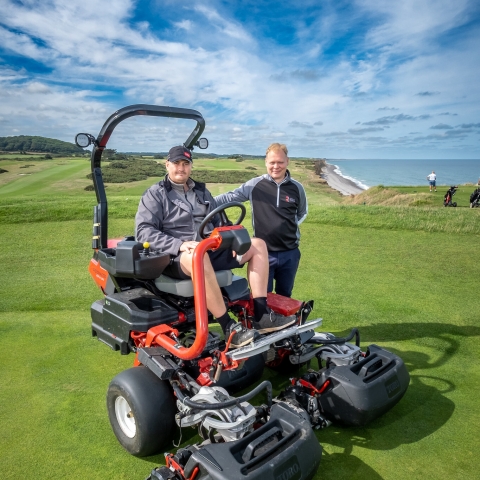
top-left (1, 0), bottom-right (479, 159)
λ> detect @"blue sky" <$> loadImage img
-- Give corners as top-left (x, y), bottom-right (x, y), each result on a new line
top-left (1, 0), bottom-right (479, 159)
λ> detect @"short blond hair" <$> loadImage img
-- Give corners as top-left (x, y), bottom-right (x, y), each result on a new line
top-left (266, 143), bottom-right (288, 156)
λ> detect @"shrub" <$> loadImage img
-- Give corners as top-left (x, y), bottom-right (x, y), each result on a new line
top-left (191, 170), bottom-right (256, 183)
top-left (86, 159), bottom-right (166, 183)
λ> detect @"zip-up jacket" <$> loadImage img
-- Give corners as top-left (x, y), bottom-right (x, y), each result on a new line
top-left (135, 175), bottom-right (219, 255)
top-left (215, 171), bottom-right (307, 251)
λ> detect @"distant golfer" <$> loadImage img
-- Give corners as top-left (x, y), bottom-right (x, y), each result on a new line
top-left (427, 171), bottom-right (437, 192)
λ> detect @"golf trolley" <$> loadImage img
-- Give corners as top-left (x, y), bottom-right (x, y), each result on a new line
top-left (77, 105), bottom-right (409, 480)
top-left (444, 186), bottom-right (458, 207)
top-left (470, 188), bottom-right (480, 208)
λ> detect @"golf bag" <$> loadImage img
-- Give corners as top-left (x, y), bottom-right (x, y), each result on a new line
top-left (444, 186), bottom-right (458, 207)
top-left (470, 188), bottom-right (480, 208)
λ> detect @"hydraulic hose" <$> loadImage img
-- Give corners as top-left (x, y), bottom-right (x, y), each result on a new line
top-left (306, 327), bottom-right (360, 347)
top-left (172, 380), bottom-right (272, 410)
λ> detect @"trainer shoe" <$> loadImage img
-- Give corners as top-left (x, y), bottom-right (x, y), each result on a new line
top-left (252, 309), bottom-right (296, 334)
top-left (226, 322), bottom-right (257, 348)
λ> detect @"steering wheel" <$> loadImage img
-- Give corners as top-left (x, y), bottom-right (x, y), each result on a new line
top-left (198, 202), bottom-right (246, 239)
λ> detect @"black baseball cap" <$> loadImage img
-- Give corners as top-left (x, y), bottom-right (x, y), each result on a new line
top-left (167, 145), bottom-right (193, 163)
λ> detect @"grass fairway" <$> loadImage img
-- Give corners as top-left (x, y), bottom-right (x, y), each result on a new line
top-left (0, 157), bottom-right (479, 480)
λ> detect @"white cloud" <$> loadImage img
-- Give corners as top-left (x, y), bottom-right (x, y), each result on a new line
top-left (193, 4), bottom-right (254, 43)
top-left (25, 82), bottom-right (52, 94)
top-left (174, 20), bottom-right (192, 31)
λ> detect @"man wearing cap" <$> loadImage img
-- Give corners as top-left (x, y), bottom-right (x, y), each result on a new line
top-left (215, 143), bottom-right (307, 298)
top-left (135, 145), bottom-right (296, 348)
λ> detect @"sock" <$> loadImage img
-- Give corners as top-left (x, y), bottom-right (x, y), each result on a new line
top-left (216, 311), bottom-right (234, 333)
top-left (253, 297), bottom-right (268, 322)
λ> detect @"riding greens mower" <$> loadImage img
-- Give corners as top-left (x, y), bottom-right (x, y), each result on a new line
top-left (77, 105), bottom-right (410, 480)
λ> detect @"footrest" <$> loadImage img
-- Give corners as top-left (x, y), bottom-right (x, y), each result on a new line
top-left (227, 318), bottom-right (323, 361)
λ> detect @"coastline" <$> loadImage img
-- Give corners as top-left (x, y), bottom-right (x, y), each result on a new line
top-left (321, 163), bottom-right (365, 196)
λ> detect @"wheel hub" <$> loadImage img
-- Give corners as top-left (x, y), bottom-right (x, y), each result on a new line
top-left (115, 396), bottom-right (136, 438)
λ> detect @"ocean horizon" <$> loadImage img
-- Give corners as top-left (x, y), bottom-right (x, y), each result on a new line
top-left (326, 159), bottom-right (480, 190)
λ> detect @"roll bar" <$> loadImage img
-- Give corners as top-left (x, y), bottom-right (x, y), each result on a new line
top-left (88, 105), bottom-right (206, 249)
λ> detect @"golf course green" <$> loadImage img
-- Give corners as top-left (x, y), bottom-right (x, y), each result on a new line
top-left (0, 156), bottom-right (478, 480)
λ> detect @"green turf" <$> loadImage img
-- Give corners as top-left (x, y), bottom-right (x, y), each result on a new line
top-left (0, 158), bottom-right (479, 480)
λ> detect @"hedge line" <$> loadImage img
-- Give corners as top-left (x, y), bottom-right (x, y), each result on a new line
top-left (86, 159), bottom-right (258, 184)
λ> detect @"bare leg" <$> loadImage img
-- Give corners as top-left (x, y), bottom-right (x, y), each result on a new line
top-left (178, 250), bottom-right (257, 347)
top-left (238, 237), bottom-right (269, 298)
top-left (179, 251), bottom-right (227, 318)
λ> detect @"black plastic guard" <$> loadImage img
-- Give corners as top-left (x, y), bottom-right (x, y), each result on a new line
top-left (96, 241), bottom-right (171, 279)
top-left (91, 288), bottom-right (178, 354)
top-left (318, 344), bottom-right (410, 426)
top-left (183, 402), bottom-right (321, 480)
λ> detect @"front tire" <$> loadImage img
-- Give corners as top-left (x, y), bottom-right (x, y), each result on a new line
top-left (106, 367), bottom-right (176, 457)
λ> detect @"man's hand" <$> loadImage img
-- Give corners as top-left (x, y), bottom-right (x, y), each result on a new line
top-left (180, 241), bottom-right (199, 253)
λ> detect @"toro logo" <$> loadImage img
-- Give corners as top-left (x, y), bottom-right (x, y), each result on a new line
top-left (284, 195), bottom-right (296, 203)
top-left (184, 150), bottom-right (191, 158)
top-left (385, 375), bottom-right (401, 398)
top-left (274, 456), bottom-right (301, 480)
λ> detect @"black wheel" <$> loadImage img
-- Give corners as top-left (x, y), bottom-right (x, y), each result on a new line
top-left (266, 354), bottom-right (307, 373)
top-left (198, 201), bottom-right (246, 239)
top-left (453, 202), bottom-right (457, 207)
top-left (216, 353), bottom-right (265, 393)
top-left (106, 366), bottom-right (176, 457)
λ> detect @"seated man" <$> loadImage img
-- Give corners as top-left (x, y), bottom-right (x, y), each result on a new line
top-left (135, 145), bottom-right (296, 348)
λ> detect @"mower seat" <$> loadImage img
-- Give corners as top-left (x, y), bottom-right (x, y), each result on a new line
top-left (155, 270), bottom-right (233, 297)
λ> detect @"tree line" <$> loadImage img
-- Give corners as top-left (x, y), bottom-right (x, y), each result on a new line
top-left (0, 136), bottom-right (85, 155)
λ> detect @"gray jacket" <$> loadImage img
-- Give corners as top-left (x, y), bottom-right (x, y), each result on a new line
top-left (135, 175), bottom-right (219, 255)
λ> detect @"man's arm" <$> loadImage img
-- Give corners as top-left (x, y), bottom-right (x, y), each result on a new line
top-left (214, 177), bottom-right (263, 205)
top-left (135, 188), bottom-right (183, 255)
top-left (292, 179), bottom-right (308, 225)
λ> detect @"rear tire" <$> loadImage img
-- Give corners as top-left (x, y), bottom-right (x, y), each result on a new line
top-left (453, 202), bottom-right (457, 207)
top-left (106, 367), bottom-right (176, 457)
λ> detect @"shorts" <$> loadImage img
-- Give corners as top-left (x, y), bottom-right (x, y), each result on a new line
top-left (162, 247), bottom-right (244, 280)
top-left (429, 180), bottom-right (436, 186)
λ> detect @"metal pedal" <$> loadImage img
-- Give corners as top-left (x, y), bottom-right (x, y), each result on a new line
top-left (227, 318), bottom-right (323, 361)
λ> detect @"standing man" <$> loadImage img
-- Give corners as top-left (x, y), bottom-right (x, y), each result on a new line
top-left (215, 143), bottom-right (307, 298)
top-left (427, 171), bottom-right (437, 192)
top-left (135, 146), bottom-right (296, 348)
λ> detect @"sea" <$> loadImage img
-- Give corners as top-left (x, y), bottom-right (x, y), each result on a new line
top-left (327, 159), bottom-right (480, 190)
